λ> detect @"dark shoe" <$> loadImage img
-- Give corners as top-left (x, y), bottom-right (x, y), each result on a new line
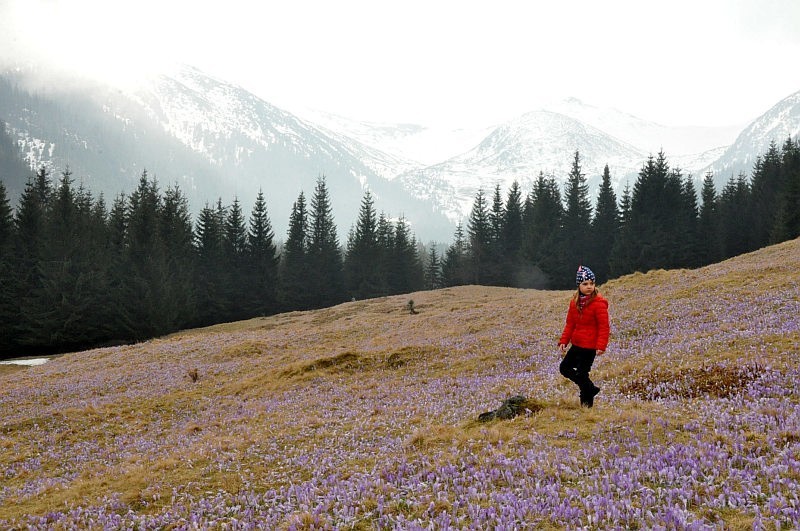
top-left (580, 385), bottom-right (600, 408)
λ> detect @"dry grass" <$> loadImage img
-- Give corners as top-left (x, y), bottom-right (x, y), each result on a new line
top-left (1, 238), bottom-right (799, 527)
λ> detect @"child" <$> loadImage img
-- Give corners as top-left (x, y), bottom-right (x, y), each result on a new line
top-left (558, 265), bottom-right (610, 407)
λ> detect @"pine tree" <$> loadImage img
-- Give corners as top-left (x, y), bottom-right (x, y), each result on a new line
top-left (0, 180), bottom-right (11, 251)
top-left (11, 168), bottom-right (51, 348)
top-left (660, 167), bottom-right (686, 269)
top-left (0, 181), bottom-right (16, 353)
top-left (501, 181), bottom-right (525, 286)
top-left (375, 212), bottom-right (395, 295)
top-left (222, 198), bottom-right (249, 321)
top-left (105, 193), bottom-right (137, 340)
top-left (21, 170), bottom-right (111, 349)
top-left (307, 176), bottom-right (344, 308)
top-left (194, 200), bottom-right (226, 326)
top-left (441, 222), bottom-right (469, 287)
top-left (698, 172), bottom-right (721, 265)
top-left (484, 183), bottom-right (506, 285)
top-left (466, 188), bottom-right (492, 284)
top-left (388, 216), bottom-right (423, 294)
top-left (718, 173), bottom-right (752, 258)
top-left (608, 182), bottom-right (633, 277)
top-left (159, 184), bottom-right (196, 329)
top-left (590, 165), bottom-right (619, 283)
top-left (424, 246), bottom-right (443, 290)
top-left (560, 151), bottom-right (594, 285)
top-left (522, 173), bottom-right (563, 287)
top-left (677, 173), bottom-right (701, 267)
top-left (14, 167), bottom-right (51, 266)
top-left (279, 192), bottom-right (310, 310)
top-left (224, 198), bottom-right (248, 259)
top-left (246, 189), bottom-right (278, 315)
top-left (613, 151), bottom-right (676, 274)
top-left (771, 138), bottom-right (800, 242)
top-left (345, 190), bottom-right (382, 299)
top-left (748, 141), bottom-right (782, 249)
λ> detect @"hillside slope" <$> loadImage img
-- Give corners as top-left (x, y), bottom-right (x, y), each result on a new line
top-left (1, 238), bottom-right (799, 528)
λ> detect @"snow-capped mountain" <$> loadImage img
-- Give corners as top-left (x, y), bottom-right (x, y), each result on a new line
top-left (543, 97), bottom-right (742, 156)
top-left (2, 64), bottom-right (798, 243)
top-left (307, 98), bottom-right (748, 224)
top-left (124, 65), bottom-right (452, 239)
top-left (292, 108), bottom-right (494, 169)
top-left (699, 89), bottom-right (800, 185)
top-left (396, 111), bottom-right (648, 223)
top-left (1, 66), bottom-right (456, 241)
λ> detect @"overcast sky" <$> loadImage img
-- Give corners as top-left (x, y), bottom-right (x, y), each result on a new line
top-left (2, 0), bottom-right (799, 128)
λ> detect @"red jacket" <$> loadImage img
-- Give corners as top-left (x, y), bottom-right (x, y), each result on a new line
top-left (559, 293), bottom-right (609, 351)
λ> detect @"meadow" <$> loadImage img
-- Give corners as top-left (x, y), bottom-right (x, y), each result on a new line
top-left (1, 238), bottom-right (799, 529)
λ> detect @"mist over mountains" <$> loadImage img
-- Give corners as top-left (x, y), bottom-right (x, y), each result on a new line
top-left (1, 64), bottom-right (798, 243)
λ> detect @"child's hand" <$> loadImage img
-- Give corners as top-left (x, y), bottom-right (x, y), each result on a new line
top-left (597, 349), bottom-right (605, 356)
top-left (559, 343), bottom-right (567, 354)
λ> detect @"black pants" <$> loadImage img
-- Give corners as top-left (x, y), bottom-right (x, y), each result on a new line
top-left (559, 345), bottom-right (597, 395)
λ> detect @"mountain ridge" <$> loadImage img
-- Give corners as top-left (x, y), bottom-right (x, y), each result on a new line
top-left (1, 65), bottom-right (798, 242)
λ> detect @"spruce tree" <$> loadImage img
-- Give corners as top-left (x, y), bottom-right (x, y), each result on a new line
top-left (698, 173), bottom-right (721, 265)
top-left (424, 246), bottom-right (443, 290)
top-left (279, 192), bottom-right (310, 310)
top-left (590, 165), bottom-right (619, 283)
top-left (194, 200), bottom-right (226, 326)
top-left (770, 138), bottom-right (800, 242)
top-left (718, 174), bottom-right (752, 258)
top-left (522, 173), bottom-right (563, 288)
top-left (0, 181), bottom-right (11, 250)
top-left (560, 151), bottom-right (594, 285)
top-left (246, 189), bottom-right (278, 315)
top-left (11, 168), bottom-right (51, 348)
top-left (616, 151), bottom-right (675, 273)
top-left (678, 173), bottom-right (701, 267)
top-left (441, 222), bottom-right (468, 287)
top-left (389, 216), bottom-right (423, 294)
top-left (501, 181), bottom-right (524, 286)
top-left (158, 184), bottom-right (196, 329)
top-left (223, 198), bottom-right (249, 321)
top-left (466, 189), bottom-right (492, 284)
top-left (105, 193), bottom-right (137, 339)
top-left (21, 170), bottom-right (110, 349)
top-left (0, 181), bottom-right (16, 353)
top-left (661, 167), bottom-right (686, 269)
top-left (608, 182), bottom-right (633, 277)
top-left (125, 171), bottom-right (172, 337)
top-left (375, 212), bottom-right (395, 296)
top-left (307, 176), bottom-right (344, 308)
top-left (345, 190), bottom-right (382, 299)
top-left (487, 184), bottom-right (506, 285)
top-left (749, 141), bottom-right (782, 249)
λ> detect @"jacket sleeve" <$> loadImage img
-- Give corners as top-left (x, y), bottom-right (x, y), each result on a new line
top-left (595, 298), bottom-right (610, 351)
top-left (559, 301), bottom-right (577, 346)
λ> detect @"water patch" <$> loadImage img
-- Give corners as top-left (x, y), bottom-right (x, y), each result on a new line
top-left (0, 358), bottom-right (49, 366)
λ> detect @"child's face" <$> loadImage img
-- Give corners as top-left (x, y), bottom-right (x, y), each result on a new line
top-left (578, 279), bottom-right (595, 295)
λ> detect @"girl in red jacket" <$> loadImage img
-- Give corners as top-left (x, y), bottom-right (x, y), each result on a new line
top-left (558, 265), bottom-right (610, 407)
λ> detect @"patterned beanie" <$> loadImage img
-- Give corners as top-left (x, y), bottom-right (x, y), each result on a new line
top-left (575, 265), bottom-right (595, 285)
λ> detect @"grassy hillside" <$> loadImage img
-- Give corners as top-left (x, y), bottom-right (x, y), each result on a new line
top-left (1, 238), bottom-right (799, 529)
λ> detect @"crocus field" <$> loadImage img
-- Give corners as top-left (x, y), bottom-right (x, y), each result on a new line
top-left (2, 238), bottom-right (799, 530)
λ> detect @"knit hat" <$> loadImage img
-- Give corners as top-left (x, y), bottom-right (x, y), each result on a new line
top-left (575, 265), bottom-right (595, 285)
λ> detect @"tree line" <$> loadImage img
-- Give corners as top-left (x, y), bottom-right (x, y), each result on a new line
top-left (1, 137), bottom-right (798, 356)
top-left (438, 139), bottom-right (799, 291)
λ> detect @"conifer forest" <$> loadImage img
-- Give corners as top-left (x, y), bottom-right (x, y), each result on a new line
top-left (0, 138), bottom-right (798, 357)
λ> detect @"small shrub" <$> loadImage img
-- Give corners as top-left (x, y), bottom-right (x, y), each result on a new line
top-left (620, 363), bottom-right (765, 400)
